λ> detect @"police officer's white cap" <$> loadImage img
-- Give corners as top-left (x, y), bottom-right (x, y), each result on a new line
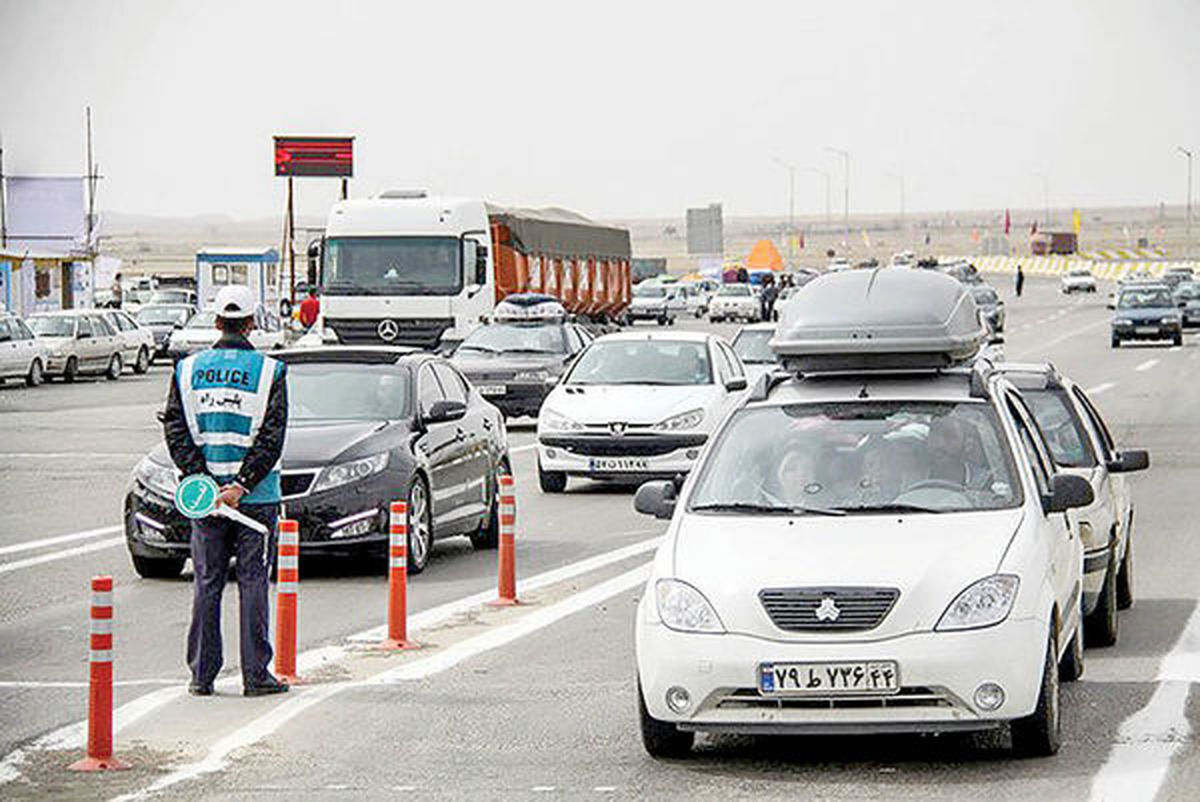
top-left (214, 285), bottom-right (257, 319)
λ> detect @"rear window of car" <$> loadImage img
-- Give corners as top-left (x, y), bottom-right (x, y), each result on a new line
top-left (1021, 389), bottom-right (1097, 468)
top-left (719, 285), bottom-right (751, 297)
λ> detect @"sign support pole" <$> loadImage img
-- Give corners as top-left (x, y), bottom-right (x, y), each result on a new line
top-left (287, 176), bottom-right (295, 309)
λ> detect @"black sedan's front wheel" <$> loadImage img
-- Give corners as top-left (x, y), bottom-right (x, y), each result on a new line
top-left (407, 475), bottom-right (433, 574)
top-left (470, 456), bottom-right (511, 551)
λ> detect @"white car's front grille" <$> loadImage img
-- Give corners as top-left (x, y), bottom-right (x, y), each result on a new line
top-left (759, 587), bottom-right (900, 632)
top-left (714, 685), bottom-right (954, 710)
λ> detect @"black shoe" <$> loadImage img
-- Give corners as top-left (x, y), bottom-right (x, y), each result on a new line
top-left (243, 677), bottom-right (289, 697)
top-left (188, 682), bottom-right (214, 696)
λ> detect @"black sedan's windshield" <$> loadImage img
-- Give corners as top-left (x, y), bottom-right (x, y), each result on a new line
top-left (1118, 288), bottom-right (1172, 309)
top-left (287, 363), bottom-right (411, 421)
top-left (458, 323), bottom-right (565, 354)
top-left (689, 401), bottom-right (1022, 514)
top-left (323, 237), bottom-right (462, 296)
top-left (568, 339), bottom-right (712, 385)
top-left (731, 329), bottom-right (775, 364)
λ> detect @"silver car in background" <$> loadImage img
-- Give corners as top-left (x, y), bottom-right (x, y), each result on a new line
top-left (26, 310), bottom-right (126, 381)
top-left (0, 314), bottom-right (50, 387)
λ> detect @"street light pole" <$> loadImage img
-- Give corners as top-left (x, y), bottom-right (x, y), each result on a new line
top-left (825, 146), bottom-right (850, 249)
top-left (1179, 146), bottom-right (1193, 260)
top-left (807, 167), bottom-right (831, 230)
top-left (772, 158), bottom-right (797, 258)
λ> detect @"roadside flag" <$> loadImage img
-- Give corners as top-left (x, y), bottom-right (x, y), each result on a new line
top-left (924, 232), bottom-right (931, 246)
top-left (798, 231), bottom-right (805, 250)
top-left (1030, 219), bottom-right (1038, 236)
top-left (1072, 209), bottom-right (1082, 236)
top-left (971, 228), bottom-right (981, 243)
top-left (1004, 209), bottom-right (1011, 236)
top-left (861, 229), bottom-right (871, 248)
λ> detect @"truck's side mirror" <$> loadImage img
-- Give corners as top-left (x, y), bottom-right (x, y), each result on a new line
top-left (306, 239), bottom-right (322, 286)
top-left (475, 244), bottom-right (488, 285)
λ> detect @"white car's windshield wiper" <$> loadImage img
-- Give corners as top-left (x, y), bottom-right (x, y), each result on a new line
top-left (458, 343), bottom-right (500, 353)
top-left (691, 502), bottom-right (846, 517)
top-left (834, 503), bottom-right (946, 515)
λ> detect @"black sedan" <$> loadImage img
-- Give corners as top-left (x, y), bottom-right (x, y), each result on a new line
top-left (125, 347), bottom-right (510, 577)
top-left (1111, 284), bottom-right (1183, 347)
top-left (451, 318), bottom-right (593, 419)
top-left (134, 304), bottom-right (195, 358)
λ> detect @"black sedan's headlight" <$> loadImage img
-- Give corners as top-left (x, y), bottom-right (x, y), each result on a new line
top-left (311, 453), bottom-right (389, 494)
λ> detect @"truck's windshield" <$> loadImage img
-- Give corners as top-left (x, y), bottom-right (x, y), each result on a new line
top-left (323, 237), bottom-right (462, 296)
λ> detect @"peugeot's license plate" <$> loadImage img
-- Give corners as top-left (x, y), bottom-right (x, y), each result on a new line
top-left (588, 457), bottom-right (650, 472)
top-left (758, 661), bottom-right (900, 696)
top-left (1134, 326), bottom-right (1159, 335)
top-left (477, 384), bottom-right (506, 396)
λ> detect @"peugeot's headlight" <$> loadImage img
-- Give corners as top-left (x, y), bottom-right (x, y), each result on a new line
top-left (135, 455), bottom-right (179, 499)
top-left (1113, 319), bottom-right (1133, 326)
top-left (655, 579), bottom-right (725, 633)
top-left (936, 574), bottom-right (1020, 631)
top-left (311, 453), bottom-right (389, 494)
top-left (653, 408), bottom-right (705, 431)
top-left (513, 369), bottom-right (550, 384)
top-left (540, 409), bottom-right (584, 432)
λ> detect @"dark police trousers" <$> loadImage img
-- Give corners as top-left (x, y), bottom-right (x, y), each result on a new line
top-left (187, 503), bottom-right (278, 688)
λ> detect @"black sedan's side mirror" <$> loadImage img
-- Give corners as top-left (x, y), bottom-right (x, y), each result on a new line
top-left (634, 480), bottom-right (678, 520)
top-left (1045, 473), bottom-right (1094, 513)
top-left (424, 399), bottom-right (467, 424)
top-left (1108, 449), bottom-right (1149, 474)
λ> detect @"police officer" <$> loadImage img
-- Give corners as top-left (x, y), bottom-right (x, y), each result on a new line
top-left (161, 285), bottom-right (289, 697)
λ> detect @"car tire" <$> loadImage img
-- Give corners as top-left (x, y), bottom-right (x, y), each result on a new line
top-left (1117, 533), bottom-right (1134, 610)
top-left (470, 457), bottom-right (510, 551)
top-left (1059, 619), bottom-right (1085, 681)
top-left (538, 460), bottom-right (567, 493)
top-left (657, 316), bottom-right (667, 326)
top-left (131, 554), bottom-right (185, 579)
top-left (106, 353), bottom-right (122, 380)
top-left (63, 356), bottom-right (79, 383)
top-left (25, 358), bottom-right (44, 387)
top-left (1110, 336), bottom-right (1120, 349)
top-left (406, 475), bottom-right (433, 575)
top-left (1011, 629), bottom-right (1062, 757)
top-left (1173, 333), bottom-right (1183, 347)
top-left (1085, 554), bottom-right (1119, 648)
top-left (638, 681), bottom-right (694, 758)
top-left (134, 346), bottom-right (150, 374)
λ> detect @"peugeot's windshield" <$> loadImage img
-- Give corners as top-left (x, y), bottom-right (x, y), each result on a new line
top-left (567, 339), bottom-right (712, 385)
top-left (323, 237), bottom-right (462, 296)
top-left (719, 285), bottom-right (751, 297)
top-left (28, 316), bottom-right (76, 337)
top-left (635, 285), bottom-right (666, 298)
top-left (689, 401), bottom-right (1022, 514)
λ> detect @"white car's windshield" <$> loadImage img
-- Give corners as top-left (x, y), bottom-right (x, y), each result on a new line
top-left (187, 312), bottom-right (218, 329)
top-left (719, 285), bottom-right (750, 297)
top-left (635, 285), bottom-right (666, 298)
top-left (568, 340), bottom-right (712, 385)
top-left (731, 329), bottom-right (775, 364)
top-left (458, 323), bottom-right (565, 354)
top-left (689, 401), bottom-right (1022, 514)
top-left (288, 364), bottom-right (411, 421)
top-left (138, 307), bottom-right (191, 326)
top-left (149, 290), bottom-right (191, 305)
top-left (28, 316), bottom-right (75, 337)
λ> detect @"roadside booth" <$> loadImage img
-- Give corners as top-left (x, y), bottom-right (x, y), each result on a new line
top-left (195, 247), bottom-right (280, 312)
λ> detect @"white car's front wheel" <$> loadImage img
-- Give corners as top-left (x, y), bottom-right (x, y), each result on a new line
top-left (638, 681), bottom-right (694, 758)
top-left (1011, 629), bottom-right (1061, 757)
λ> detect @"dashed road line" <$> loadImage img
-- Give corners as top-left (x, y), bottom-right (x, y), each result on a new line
top-left (1134, 358), bottom-right (1160, 372)
top-left (0, 536), bottom-right (124, 576)
top-left (1087, 382), bottom-right (1117, 396)
top-left (0, 524), bottom-right (121, 557)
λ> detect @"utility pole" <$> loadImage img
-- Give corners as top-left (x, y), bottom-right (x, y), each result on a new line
top-left (1179, 146), bottom-right (1193, 259)
top-left (0, 130), bottom-right (7, 249)
top-left (807, 167), bottom-right (831, 230)
top-left (825, 146), bottom-right (850, 248)
top-left (85, 106), bottom-right (97, 257)
top-left (772, 158), bottom-right (796, 258)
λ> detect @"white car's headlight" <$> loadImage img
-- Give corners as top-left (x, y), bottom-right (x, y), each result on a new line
top-left (1114, 319), bottom-right (1133, 326)
top-left (135, 456), bottom-right (179, 499)
top-left (1162, 315), bottom-right (1181, 324)
top-left (540, 408), bottom-right (584, 432)
top-left (655, 579), bottom-right (725, 633)
top-left (311, 453), bottom-right (389, 493)
top-left (653, 408), bottom-right (706, 431)
top-left (936, 574), bottom-right (1020, 631)
top-left (513, 369), bottom-right (550, 384)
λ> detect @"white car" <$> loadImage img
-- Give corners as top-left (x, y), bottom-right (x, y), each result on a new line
top-left (1061, 269), bottom-right (1097, 294)
top-left (729, 323), bottom-right (779, 384)
top-left (625, 284), bottom-right (676, 326)
top-left (27, 310), bottom-right (126, 381)
top-left (708, 284), bottom-right (759, 323)
top-left (999, 363), bottom-right (1148, 646)
top-left (535, 331), bottom-right (749, 492)
top-left (633, 269), bottom-right (1092, 759)
top-left (98, 309), bottom-right (157, 374)
top-left (166, 306), bottom-right (286, 362)
top-left (0, 314), bottom-right (50, 387)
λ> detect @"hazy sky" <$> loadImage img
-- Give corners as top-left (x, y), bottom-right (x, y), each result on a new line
top-left (2, 0), bottom-right (1197, 223)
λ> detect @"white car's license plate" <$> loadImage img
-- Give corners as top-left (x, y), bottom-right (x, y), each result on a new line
top-left (588, 457), bottom-right (650, 472)
top-left (1134, 326), bottom-right (1159, 335)
top-left (758, 661), bottom-right (900, 696)
top-left (477, 384), bottom-right (506, 396)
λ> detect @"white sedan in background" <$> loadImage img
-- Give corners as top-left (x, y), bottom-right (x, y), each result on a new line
top-left (98, 308), bottom-right (157, 373)
top-left (0, 314), bottom-right (50, 386)
top-left (535, 331), bottom-right (749, 492)
top-left (708, 284), bottom-right (760, 323)
top-left (166, 307), bottom-right (286, 362)
top-left (1061, 269), bottom-right (1097, 294)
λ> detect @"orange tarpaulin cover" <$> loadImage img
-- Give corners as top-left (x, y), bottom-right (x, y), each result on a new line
top-left (746, 239), bottom-right (784, 271)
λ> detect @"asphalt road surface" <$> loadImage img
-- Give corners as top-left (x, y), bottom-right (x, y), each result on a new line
top-left (1, 276), bottom-right (1198, 801)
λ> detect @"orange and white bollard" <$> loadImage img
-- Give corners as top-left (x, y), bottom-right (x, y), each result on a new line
top-left (489, 474), bottom-right (520, 606)
top-left (380, 501), bottom-right (419, 649)
top-left (68, 576), bottom-right (129, 771)
top-left (274, 518), bottom-right (301, 683)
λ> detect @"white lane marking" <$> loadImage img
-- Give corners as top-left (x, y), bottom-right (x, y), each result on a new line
top-left (0, 452), bottom-right (144, 459)
top-left (532, 788), bottom-right (557, 793)
top-left (0, 524), bottom-right (121, 557)
top-left (1087, 382), bottom-right (1117, 396)
top-left (1088, 601), bottom-right (1200, 802)
top-left (0, 679), bottom-right (181, 689)
top-left (112, 564), bottom-right (650, 801)
top-left (0, 530), bottom-right (662, 785)
top-left (511, 444), bottom-right (536, 454)
top-left (1134, 358), bottom-right (1159, 372)
top-left (1169, 346), bottom-right (1182, 353)
top-left (0, 536), bottom-right (123, 576)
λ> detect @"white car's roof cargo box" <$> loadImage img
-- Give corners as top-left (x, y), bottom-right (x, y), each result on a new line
top-left (771, 268), bottom-right (985, 373)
